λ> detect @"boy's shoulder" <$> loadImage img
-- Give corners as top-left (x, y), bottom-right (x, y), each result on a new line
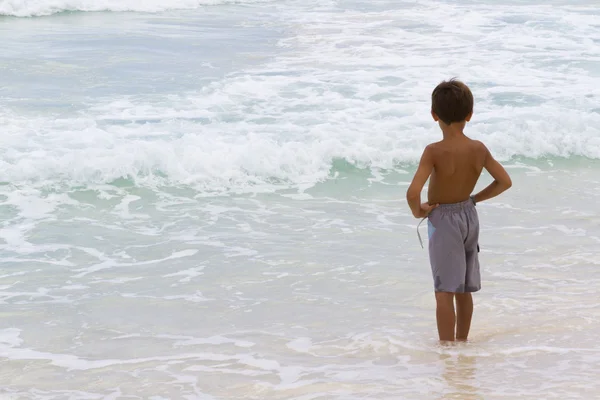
top-left (423, 137), bottom-right (489, 165)
top-left (426, 137), bottom-right (488, 153)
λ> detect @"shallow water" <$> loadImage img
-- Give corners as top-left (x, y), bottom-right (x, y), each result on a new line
top-left (1, 0), bottom-right (600, 398)
top-left (2, 165), bottom-right (600, 399)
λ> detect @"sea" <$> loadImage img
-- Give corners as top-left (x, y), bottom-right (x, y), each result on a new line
top-left (1, 0), bottom-right (600, 399)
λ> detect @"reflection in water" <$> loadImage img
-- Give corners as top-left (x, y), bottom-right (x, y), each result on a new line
top-left (440, 353), bottom-right (482, 400)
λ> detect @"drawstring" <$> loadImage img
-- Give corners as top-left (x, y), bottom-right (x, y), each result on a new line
top-left (417, 216), bottom-right (427, 249)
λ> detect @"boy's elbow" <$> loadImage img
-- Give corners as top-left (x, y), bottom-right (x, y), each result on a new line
top-left (498, 176), bottom-right (512, 191)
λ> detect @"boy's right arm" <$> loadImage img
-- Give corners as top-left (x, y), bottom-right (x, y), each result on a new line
top-left (472, 144), bottom-right (512, 204)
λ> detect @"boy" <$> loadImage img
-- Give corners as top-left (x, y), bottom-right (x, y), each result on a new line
top-left (406, 79), bottom-right (512, 342)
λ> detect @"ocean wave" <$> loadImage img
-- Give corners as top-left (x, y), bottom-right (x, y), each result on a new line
top-left (1, 101), bottom-right (600, 194)
top-left (0, 0), bottom-right (274, 17)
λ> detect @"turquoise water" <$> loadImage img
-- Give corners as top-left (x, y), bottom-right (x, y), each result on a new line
top-left (1, 0), bottom-right (600, 399)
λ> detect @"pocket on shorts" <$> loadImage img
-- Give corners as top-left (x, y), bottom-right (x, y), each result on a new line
top-left (427, 218), bottom-right (436, 240)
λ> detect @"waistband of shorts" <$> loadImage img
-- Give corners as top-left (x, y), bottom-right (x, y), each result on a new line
top-left (433, 198), bottom-right (475, 212)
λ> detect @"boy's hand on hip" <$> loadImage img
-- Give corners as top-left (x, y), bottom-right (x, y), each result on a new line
top-left (418, 202), bottom-right (438, 218)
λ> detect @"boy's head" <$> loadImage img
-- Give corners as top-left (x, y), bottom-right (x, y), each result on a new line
top-left (431, 78), bottom-right (473, 126)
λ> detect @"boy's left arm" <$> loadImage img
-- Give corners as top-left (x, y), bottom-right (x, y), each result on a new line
top-left (406, 146), bottom-right (436, 218)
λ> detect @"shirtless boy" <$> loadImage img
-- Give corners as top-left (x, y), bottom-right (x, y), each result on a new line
top-left (406, 79), bottom-right (512, 342)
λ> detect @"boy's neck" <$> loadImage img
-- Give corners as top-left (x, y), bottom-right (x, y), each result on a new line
top-left (440, 121), bottom-right (467, 139)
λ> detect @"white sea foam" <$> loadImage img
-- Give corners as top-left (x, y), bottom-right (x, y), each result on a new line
top-left (0, 0), bottom-right (275, 17)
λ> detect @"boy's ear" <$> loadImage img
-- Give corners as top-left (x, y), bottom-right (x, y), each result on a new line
top-left (431, 110), bottom-right (439, 121)
top-left (465, 112), bottom-right (473, 122)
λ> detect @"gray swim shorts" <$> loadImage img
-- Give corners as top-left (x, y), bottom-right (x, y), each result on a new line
top-left (427, 198), bottom-right (481, 293)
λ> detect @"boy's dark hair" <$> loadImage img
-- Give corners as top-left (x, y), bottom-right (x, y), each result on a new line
top-left (431, 78), bottom-right (473, 125)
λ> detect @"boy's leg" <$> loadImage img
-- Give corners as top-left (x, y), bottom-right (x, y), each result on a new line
top-left (428, 205), bottom-right (471, 342)
top-left (455, 293), bottom-right (473, 341)
top-left (456, 201), bottom-right (479, 341)
top-left (435, 292), bottom-right (456, 341)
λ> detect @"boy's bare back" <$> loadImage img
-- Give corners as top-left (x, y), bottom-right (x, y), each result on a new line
top-left (426, 136), bottom-right (486, 205)
top-left (409, 134), bottom-right (510, 216)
